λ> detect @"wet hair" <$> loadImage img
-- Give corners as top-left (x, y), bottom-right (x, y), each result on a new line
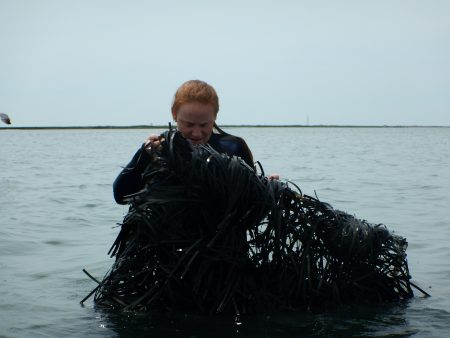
top-left (171, 80), bottom-right (219, 116)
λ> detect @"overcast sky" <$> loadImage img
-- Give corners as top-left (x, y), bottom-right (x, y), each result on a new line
top-left (1, 0), bottom-right (449, 127)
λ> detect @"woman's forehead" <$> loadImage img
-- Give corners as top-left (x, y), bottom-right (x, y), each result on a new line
top-left (176, 102), bottom-right (216, 122)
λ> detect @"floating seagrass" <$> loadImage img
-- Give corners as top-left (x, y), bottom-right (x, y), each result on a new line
top-left (86, 128), bottom-right (422, 315)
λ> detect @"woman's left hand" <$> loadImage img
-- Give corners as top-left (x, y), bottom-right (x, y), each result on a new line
top-left (268, 173), bottom-right (280, 181)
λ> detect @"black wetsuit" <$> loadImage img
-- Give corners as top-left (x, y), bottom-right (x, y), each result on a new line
top-left (113, 132), bottom-right (254, 204)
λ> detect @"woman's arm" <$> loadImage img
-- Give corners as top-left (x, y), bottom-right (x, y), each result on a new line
top-left (113, 145), bottom-right (151, 204)
top-left (113, 134), bottom-right (164, 204)
top-left (239, 138), bottom-right (254, 168)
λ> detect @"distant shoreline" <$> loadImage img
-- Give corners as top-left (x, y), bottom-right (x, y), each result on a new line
top-left (1, 124), bottom-right (449, 130)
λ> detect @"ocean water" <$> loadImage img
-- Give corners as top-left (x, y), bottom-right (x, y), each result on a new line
top-left (1, 127), bottom-right (449, 337)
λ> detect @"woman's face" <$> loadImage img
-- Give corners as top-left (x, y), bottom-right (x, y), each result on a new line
top-left (172, 102), bottom-right (216, 145)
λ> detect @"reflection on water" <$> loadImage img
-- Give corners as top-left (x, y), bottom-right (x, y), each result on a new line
top-left (1, 127), bottom-right (450, 337)
top-left (95, 301), bottom-right (428, 337)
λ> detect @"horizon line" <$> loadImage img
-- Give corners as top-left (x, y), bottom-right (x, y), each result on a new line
top-left (1, 124), bottom-right (450, 130)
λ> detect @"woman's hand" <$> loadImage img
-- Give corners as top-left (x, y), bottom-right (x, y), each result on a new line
top-left (144, 134), bottom-right (163, 155)
top-left (268, 173), bottom-right (280, 181)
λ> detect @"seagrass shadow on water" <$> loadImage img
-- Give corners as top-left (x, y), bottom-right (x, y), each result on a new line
top-left (85, 129), bottom-right (424, 315)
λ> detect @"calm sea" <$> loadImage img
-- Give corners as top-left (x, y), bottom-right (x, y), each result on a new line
top-left (1, 127), bottom-right (449, 337)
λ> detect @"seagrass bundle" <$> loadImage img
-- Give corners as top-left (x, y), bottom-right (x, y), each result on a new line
top-left (90, 129), bottom-right (416, 314)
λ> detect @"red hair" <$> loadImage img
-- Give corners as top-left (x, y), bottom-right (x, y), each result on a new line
top-left (171, 80), bottom-right (219, 116)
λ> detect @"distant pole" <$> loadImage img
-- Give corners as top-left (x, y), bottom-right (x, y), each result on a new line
top-left (306, 114), bottom-right (310, 126)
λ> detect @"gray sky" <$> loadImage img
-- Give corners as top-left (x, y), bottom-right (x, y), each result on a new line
top-left (1, 0), bottom-right (449, 127)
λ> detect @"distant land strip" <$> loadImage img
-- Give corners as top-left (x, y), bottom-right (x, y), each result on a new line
top-left (1, 124), bottom-right (449, 130)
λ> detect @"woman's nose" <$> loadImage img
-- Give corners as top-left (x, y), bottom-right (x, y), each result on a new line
top-left (191, 127), bottom-right (202, 137)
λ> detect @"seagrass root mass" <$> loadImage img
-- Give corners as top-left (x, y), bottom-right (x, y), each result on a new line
top-left (92, 129), bottom-right (415, 314)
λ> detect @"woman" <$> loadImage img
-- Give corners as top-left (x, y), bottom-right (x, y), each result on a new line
top-left (113, 80), bottom-right (254, 205)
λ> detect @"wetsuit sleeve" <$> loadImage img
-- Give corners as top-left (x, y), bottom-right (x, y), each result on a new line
top-left (113, 145), bottom-right (151, 204)
top-left (238, 138), bottom-right (254, 168)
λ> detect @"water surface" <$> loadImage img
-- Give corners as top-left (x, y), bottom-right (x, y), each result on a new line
top-left (1, 127), bottom-right (449, 337)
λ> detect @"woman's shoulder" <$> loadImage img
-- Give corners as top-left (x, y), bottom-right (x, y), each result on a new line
top-left (210, 132), bottom-right (246, 143)
top-left (209, 133), bottom-right (254, 166)
top-left (209, 132), bottom-right (249, 150)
